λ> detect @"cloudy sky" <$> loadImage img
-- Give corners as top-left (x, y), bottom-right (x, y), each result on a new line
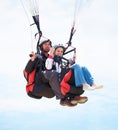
top-left (0, 0), bottom-right (118, 130)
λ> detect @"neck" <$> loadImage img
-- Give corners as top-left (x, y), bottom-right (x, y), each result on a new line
top-left (42, 51), bottom-right (49, 57)
top-left (44, 52), bottom-right (48, 57)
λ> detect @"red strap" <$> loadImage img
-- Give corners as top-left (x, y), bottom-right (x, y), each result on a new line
top-left (23, 69), bottom-right (36, 93)
top-left (60, 70), bottom-right (72, 95)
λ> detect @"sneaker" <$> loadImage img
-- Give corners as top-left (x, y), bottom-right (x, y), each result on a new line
top-left (92, 85), bottom-right (103, 90)
top-left (60, 99), bottom-right (77, 107)
top-left (83, 84), bottom-right (103, 91)
top-left (83, 84), bottom-right (93, 90)
top-left (71, 96), bottom-right (88, 104)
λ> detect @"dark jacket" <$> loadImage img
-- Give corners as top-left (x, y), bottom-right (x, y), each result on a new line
top-left (24, 53), bottom-right (55, 98)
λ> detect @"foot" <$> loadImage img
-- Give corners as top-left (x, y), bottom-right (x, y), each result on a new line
top-left (92, 85), bottom-right (103, 90)
top-left (71, 96), bottom-right (88, 104)
top-left (83, 84), bottom-right (103, 91)
top-left (60, 99), bottom-right (77, 107)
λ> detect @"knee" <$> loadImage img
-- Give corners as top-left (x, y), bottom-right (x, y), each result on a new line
top-left (51, 71), bottom-right (58, 78)
top-left (81, 66), bottom-right (87, 71)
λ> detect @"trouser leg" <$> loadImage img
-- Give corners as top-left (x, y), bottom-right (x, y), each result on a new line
top-left (81, 66), bottom-right (94, 85)
top-left (33, 83), bottom-right (55, 98)
top-left (70, 64), bottom-right (86, 86)
top-left (69, 85), bottom-right (84, 95)
top-left (43, 71), bottom-right (64, 99)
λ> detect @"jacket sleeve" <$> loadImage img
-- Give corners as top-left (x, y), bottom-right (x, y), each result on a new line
top-left (45, 55), bottom-right (53, 70)
top-left (25, 59), bottom-right (37, 73)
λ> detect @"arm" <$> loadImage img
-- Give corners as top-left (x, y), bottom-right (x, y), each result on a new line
top-left (45, 47), bottom-right (55, 70)
top-left (24, 51), bottom-right (37, 73)
top-left (45, 55), bottom-right (54, 70)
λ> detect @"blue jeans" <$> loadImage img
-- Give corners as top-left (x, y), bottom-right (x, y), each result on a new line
top-left (70, 64), bottom-right (94, 87)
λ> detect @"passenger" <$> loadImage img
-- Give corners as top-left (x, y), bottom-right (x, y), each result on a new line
top-left (46, 44), bottom-right (103, 105)
top-left (45, 45), bottom-right (87, 106)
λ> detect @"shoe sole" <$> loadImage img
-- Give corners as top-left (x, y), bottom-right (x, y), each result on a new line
top-left (60, 103), bottom-right (77, 107)
top-left (94, 85), bottom-right (103, 89)
top-left (71, 98), bottom-right (88, 104)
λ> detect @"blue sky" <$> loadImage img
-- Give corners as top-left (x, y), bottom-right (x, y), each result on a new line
top-left (0, 0), bottom-right (118, 130)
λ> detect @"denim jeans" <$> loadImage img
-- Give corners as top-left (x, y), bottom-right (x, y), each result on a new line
top-left (70, 64), bottom-right (94, 86)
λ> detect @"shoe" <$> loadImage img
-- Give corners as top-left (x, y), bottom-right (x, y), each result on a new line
top-left (83, 84), bottom-right (93, 90)
top-left (92, 85), bottom-right (103, 90)
top-left (83, 84), bottom-right (103, 91)
top-left (71, 96), bottom-right (88, 104)
top-left (60, 99), bottom-right (77, 107)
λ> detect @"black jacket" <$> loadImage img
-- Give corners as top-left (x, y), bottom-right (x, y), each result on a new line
top-left (24, 53), bottom-right (55, 98)
top-left (25, 52), bottom-right (49, 83)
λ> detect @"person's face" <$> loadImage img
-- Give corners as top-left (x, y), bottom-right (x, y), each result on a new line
top-left (55, 47), bottom-right (64, 57)
top-left (42, 41), bottom-right (51, 52)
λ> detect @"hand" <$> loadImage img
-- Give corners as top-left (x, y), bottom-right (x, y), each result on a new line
top-left (49, 47), bottom-right (55, 57)
top-left (68, 58), bottom-right (75, 66)
top-left (30, 51), bottom-right (35, 61)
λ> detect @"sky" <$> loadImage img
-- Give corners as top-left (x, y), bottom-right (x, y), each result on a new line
top-left (0, 0), bottom-right (118, 130)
